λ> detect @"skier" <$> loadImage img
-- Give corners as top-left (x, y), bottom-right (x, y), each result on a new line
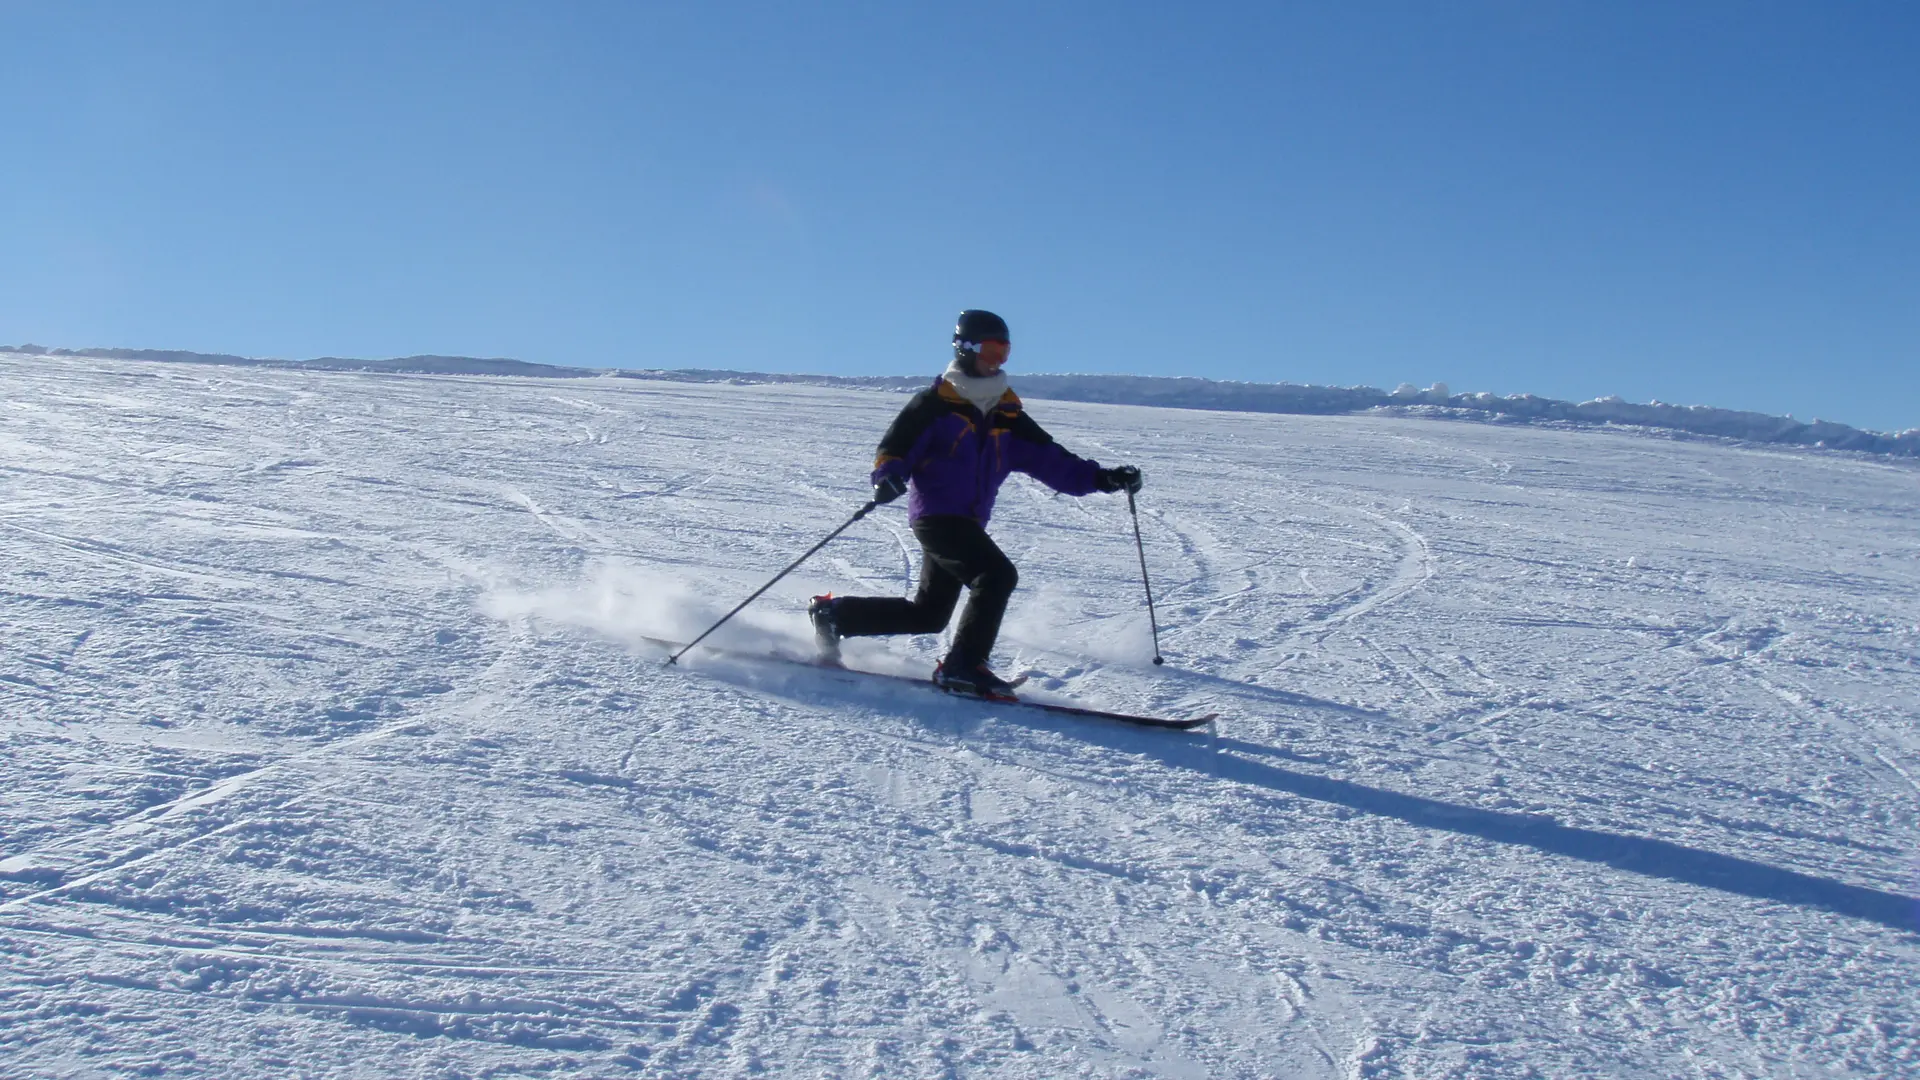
top-left (809, 309), bottom-right (1143, 697)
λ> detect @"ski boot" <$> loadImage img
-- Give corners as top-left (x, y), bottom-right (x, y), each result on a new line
top-left (808, 594), bottom-right (843, 665)
top-left (932, 657), bottom-right (1022, 701)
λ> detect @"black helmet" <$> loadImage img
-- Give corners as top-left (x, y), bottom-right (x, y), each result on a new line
top-left (953, 309), bottom-right (1010, 363)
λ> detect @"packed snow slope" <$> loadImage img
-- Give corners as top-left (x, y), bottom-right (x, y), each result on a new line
top-left (2, 354), bottom-right (1917, 1079)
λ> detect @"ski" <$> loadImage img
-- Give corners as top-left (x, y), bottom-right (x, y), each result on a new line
top-left (647, 637), bottom-right (1216, 731)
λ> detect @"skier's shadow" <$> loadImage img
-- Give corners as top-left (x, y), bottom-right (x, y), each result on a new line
top-left (1058, 721), bottom-right (1920, 935)
top-left (687, 650), bottom-right (1918, 935)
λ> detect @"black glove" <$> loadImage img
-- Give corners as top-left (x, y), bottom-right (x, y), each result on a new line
top-left (1094, 465), bottom-right (1142, 495)
top-left (873, 474), bottom-right (909, 504)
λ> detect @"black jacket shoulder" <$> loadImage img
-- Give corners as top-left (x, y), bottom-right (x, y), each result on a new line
top-left (1005, 406), bottom-right (1055, 446)
top-left (874, 381), bottom-right (950, 466)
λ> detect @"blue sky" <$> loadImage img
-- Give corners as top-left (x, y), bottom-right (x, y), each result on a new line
top-left (3, 2), bottom-right (1915, 432)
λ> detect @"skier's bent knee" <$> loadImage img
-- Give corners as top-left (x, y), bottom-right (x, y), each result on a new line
top-left (978, 560), bottom-right (1017, 596)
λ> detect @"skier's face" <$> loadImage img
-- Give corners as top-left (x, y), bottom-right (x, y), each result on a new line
top-left (976, 340), bottom-right (1010, 375)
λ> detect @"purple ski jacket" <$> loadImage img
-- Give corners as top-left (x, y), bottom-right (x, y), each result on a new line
top-left (871, 377), bottom-right (1102, 524)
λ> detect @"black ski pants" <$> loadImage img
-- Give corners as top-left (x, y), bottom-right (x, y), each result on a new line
top-left (831, 515), bottom-right (1017, 666)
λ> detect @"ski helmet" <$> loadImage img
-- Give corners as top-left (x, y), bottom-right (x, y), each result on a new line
top-left (953, 309), bottom-right (1010, 363)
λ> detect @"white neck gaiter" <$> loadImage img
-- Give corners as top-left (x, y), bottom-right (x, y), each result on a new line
top-left (943, 358), bottom-right (1009, 417)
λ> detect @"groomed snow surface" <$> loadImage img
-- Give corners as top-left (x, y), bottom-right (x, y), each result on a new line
top-left (2, 355), bottom-right (1916, 1079)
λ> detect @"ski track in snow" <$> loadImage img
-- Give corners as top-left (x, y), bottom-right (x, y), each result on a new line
top-left (2, 354), bottom-right (1918, 1078)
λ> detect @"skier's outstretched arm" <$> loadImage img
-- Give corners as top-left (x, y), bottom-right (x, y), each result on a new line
top-left (1008, 412), bottom-right (1139, 496)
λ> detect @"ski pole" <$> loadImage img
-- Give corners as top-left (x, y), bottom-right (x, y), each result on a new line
top-left (667, 500), bottom-right (878, 665)
top-left (1125, 487), bottom-right (1165, 665)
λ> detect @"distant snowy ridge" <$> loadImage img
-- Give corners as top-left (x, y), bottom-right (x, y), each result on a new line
top-left (7, 343), bottom-right (1915, 457)
top-left (0, 344), bottom-right (601, 379)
